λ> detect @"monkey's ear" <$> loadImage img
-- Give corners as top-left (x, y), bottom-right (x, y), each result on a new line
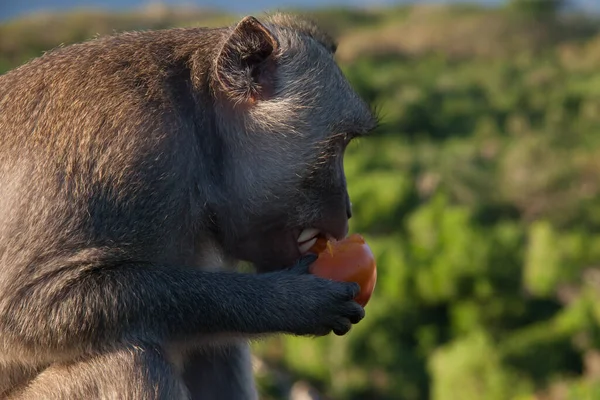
top-left (215, 16), bottom-right (279, 104)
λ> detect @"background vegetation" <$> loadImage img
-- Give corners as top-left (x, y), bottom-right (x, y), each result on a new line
top-left (2, 1), bottom-right (600, 399)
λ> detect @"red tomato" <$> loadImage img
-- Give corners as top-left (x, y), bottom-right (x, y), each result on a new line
top-left (308, 234), bottom-right (377, 307)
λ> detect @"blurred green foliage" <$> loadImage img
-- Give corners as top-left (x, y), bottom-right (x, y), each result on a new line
top-left (2, 2), bottom-right (600, 399)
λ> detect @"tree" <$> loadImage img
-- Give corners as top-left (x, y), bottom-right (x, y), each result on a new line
top-left (506, 0), bottom-right (568, 18)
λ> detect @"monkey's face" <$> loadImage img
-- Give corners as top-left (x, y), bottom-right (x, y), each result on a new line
top-left (210, 15), bottom-right (377, 271)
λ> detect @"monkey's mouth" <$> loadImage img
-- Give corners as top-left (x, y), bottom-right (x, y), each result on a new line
top-left (250, 225), bottom-right (344, 272)
top-left (297, 227), bottom-right (324, 254)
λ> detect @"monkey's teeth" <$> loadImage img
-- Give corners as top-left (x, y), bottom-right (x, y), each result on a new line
top-left (298, 237), bottom-right (318, 254)
top-left (297, 228), bottom-right (320, 244)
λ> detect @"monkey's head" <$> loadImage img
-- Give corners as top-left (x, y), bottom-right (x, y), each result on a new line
top-left (206, 14), bottom-right (378, 272)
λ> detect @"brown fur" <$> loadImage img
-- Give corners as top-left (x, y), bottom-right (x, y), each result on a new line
top-left (0, 13), bottom-right (376, 399)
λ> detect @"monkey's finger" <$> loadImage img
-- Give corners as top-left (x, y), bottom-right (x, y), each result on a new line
top-left (332, 318), bottom-right (352, 336)
top-left (344, 302), bottom-right (365, 324)
top-left (290, 254), bottom-right (318, 274)
top-left (299, 253), bottom-right (318, 266)
top-left (344, 282), bottom-right (361, 300)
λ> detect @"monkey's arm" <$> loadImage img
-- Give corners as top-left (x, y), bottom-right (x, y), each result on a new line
top-left (0, 254), bottom-right (362, 363)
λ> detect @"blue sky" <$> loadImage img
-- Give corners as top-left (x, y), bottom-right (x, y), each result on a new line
top-left (1, 0), bottom-right (598, 22)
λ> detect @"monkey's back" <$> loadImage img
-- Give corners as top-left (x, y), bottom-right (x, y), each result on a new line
top-left (0, 28), bottom-right (222, 273)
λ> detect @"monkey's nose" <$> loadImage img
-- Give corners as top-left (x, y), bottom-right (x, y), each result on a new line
top-left (346, 202), bottom-right (353, 219)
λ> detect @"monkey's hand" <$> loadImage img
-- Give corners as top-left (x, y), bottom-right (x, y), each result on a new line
top-left (262, 254), bottom-right (365, 337)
